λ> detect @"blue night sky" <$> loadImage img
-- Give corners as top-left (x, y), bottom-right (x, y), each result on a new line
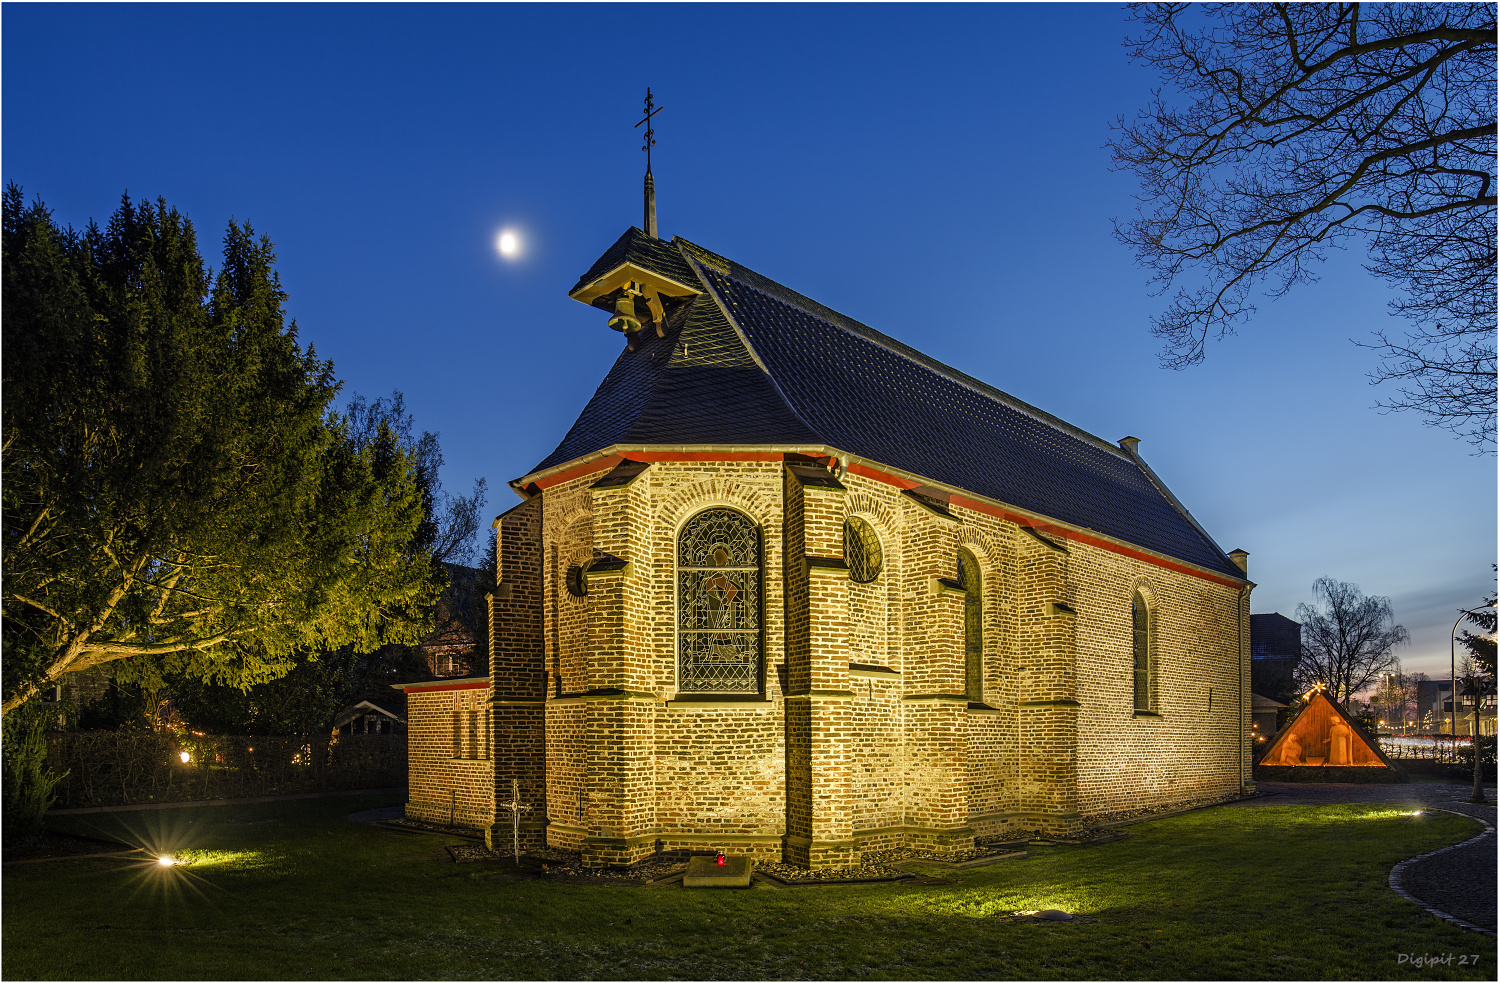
top-left (4, 3), bottom-right (1493, 681)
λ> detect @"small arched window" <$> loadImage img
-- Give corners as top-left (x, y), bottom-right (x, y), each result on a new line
top-left (1132, 592), bottom-right (1151, 711)
top-left (958, 548), bottom-right (982, 702)
top-left (677, 508), bottom-right (762, 693)
top-left (844, 516), bottom-right (883, 583)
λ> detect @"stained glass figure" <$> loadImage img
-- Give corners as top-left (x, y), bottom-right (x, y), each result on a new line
top-left (678, 509), bottom-right (761, 692)
top-left (844, 516), bottom-right (883, 583)
top-left (959, 549), bottom-right (982, 702)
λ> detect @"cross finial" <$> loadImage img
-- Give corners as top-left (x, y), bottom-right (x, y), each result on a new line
top-left (635, 87), bottom-right (663, 174)
top-left (635, 88), bottom-right (663, 238)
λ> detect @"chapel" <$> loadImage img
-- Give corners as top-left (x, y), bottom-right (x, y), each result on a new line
top-left (399, 169), bottom-right (1255, 868)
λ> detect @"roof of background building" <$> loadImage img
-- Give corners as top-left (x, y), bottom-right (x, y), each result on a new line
top-left (535, 228), bottom-right (1244, 580)
top-left (1251, 613), bottom-right (1302, 657)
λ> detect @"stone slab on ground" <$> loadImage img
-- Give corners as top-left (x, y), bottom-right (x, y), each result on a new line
top-left (683, 856), bottom-right (752, 887)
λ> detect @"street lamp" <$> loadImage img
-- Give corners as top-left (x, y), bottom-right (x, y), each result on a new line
top-left (1459, 676), bottom-right (1496, 804)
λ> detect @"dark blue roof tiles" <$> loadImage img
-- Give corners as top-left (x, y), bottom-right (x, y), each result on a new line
top-left (695, 264), bottom-right (1239, 577)
top-left (533, 294), bottom-right (817, 471)
top-left (626, 360), bottom-right (819, 446)
top-left (533, 323), bottom-right (676, 472)
top-left (570, 227), bottom-right (698, 295)
top-left (539, 232), bottom-right (1239, 579)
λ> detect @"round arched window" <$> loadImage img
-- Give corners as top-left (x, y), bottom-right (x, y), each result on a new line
top-left (677, 508), bottom-right (762, 693)
top-left (843, 516), bottom-right (883, 583)
top-left (565, 564), bottom-right (588, 598)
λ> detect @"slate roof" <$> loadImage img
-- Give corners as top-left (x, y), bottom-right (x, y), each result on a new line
top-left (532, 229), bottom-right (1244, 580)
top-left (570, 227), bottom-right (699, 296)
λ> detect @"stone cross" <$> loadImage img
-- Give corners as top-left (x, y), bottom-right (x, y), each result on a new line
top-left (494, 779), bottom-right (532, 863)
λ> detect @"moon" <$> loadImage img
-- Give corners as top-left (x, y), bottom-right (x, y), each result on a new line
top-left (496, 229), bottom-right (520, 258)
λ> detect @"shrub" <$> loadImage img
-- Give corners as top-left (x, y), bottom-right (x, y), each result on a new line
top-left (2, 702), bottom-right (68, 844)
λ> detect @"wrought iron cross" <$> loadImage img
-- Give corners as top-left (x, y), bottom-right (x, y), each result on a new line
top-left (496, 778), bottom-right (532, 863)
top-left (635, 87), bottom-right (663, 174)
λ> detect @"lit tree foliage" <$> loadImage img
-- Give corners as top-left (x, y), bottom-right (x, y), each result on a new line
top-left (1112, 3), bottom-right (1497, 450)
top-left (1294, 577), bottom-right (1409, 703)
top-left (1457, 573), bottom-right (1496, 677)
top-left (165, 395), bottom-right (489, 737)
top-left (1, 188), bottom-right (441, 716)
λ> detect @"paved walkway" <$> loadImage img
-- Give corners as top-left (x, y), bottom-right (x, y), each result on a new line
top-left (1226, 782), bottom-right (1495, 934)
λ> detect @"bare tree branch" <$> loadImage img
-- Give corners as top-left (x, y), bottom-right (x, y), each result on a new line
top-left (1294, 576), bottom-right (1409, 703)
top-left (1113, 3), bottom-right (1497, 450)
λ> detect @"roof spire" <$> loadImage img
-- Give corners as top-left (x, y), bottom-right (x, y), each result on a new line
top-left (635, 87), bottom-right (663, 238)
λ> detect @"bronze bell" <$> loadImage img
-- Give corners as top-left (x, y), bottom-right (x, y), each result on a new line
top-left (607, 293), bottom-right (641, 334)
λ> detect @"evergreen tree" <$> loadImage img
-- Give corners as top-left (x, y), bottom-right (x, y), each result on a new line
top-left (2, 187), bottom-right (440, 715)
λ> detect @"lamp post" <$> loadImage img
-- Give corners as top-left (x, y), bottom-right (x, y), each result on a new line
top-left (1460, 677), bottom-right (1495, 804)
top-left (1450, 603), bottom-right (1495, 756)
top-left (1458, 678), bottom-right (1494, 810)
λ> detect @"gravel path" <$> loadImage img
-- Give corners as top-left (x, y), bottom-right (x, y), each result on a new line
top-left (1227, 782), bottom-right (1495, 934)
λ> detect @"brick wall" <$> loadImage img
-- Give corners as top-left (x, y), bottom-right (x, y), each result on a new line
top-left (406, 684), bottom-right (496, 827)
top-left (408, 454), bottom-right (1249, 864)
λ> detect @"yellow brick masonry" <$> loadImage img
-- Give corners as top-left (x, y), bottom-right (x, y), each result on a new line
top-left (405, 458), bottom-right (1249, 867)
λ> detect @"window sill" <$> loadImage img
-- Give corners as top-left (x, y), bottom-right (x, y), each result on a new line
top-left (665, 696), bottom-right (774, 711)
top-left (1133, 710), bottom-right (1162, 718)
top-left (849, 663), bottom-right (901, 680)
top-left (447, 757), bottom-right (493, 766)
top-left (966, 702), bottom-right (1005, 716)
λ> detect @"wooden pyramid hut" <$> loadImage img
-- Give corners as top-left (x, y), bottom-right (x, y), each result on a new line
top-left (1255, 688), bottom-right (1405, 782)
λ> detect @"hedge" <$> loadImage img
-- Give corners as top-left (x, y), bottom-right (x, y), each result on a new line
top-left (46, 732), bottom-right (405, 809)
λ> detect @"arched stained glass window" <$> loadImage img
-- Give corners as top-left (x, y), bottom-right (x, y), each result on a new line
top-left (958, 548), bottom-right (982, 703)
top-left (1132, 592), bottom-right (1151, 711)
top-left (844, 516), bottom-right (883, 583)
top-left (678, 508), bottom-right (762, 693)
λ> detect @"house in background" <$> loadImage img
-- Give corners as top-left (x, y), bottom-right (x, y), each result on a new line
top-left (335, 694), bottom-right (407, 736)
top-left (420, 563), bottom-right (486, 678)
top-left (1250, 612), bottom-right (1300, 707)
top-left (399, 194), bottom-right (1253, 868)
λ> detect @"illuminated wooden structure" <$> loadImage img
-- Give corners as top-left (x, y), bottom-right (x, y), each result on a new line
top-left (1257, 689), bottom-right (1401, 777)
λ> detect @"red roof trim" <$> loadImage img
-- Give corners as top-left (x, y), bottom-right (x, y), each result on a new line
top-left (533, 451), bottom-right (785, 490)
top-left (846, 462), bottom-right (1243, 589)
top-left (529, 452), bottom-right (1243, 591)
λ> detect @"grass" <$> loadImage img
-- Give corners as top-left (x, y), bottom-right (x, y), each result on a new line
top-left (2, 794), bottom-right (1492, 980)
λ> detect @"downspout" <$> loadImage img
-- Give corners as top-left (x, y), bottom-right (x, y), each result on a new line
top-left (1239, 585), bottom-right (1249, 795)
top-left (1227, 548), bottom-right (1251, 797)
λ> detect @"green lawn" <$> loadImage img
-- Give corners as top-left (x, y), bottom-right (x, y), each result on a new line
top-left (2, 795), bottom-right (1491, 980)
